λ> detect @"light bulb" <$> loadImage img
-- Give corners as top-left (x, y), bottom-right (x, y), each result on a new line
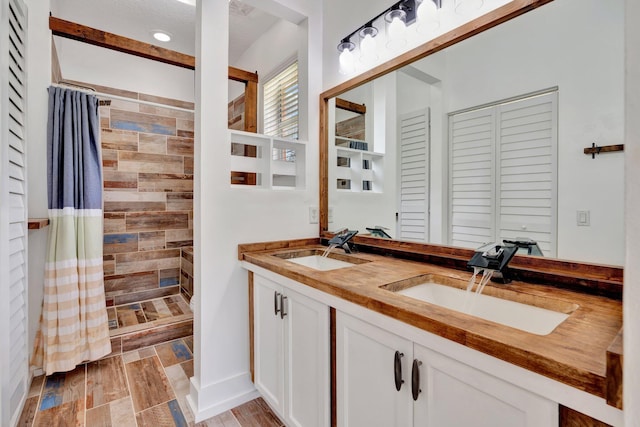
top-left (360, 32), bottom-right (378, 65)
top-left (339, 48), bottom-right (355, 75)
top-left (417, 0), bottom-right (440, 33)
top-left (386, 13), bottom-right (407, 50)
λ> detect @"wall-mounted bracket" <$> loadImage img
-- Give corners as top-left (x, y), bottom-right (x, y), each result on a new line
top-left (584, 143), bottom-right (624, 159)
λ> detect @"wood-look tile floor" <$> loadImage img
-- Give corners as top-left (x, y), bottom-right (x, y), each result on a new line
top-left (17, 336), bottom-right (283, 427)
top-left (108, 295), bottom-right (193, 337)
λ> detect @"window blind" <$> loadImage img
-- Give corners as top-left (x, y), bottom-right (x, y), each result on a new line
top-left (263, 61), bottom-right (298, 140)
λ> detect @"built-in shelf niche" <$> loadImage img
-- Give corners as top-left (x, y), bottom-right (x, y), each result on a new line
top-left (229, 130), bottom-right (306, 190)
top-left (334, 137), bottom-right (384, 193)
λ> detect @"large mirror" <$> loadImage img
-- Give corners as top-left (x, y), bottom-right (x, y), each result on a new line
top-left (322, 0), bottom-right (624, 266)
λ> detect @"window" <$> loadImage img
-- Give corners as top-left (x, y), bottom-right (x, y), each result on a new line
top-left (263, 61), bottom-right (299, 140)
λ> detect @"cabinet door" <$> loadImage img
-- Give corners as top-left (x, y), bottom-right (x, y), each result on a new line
top-left (284, 289), bottom-right (330, 427)
top-left (337, 312), bottom-right (413, 427)
top-left (253, 276), bottom-right (285, 414)
top-left (412, 344), bottom-right (557, 427)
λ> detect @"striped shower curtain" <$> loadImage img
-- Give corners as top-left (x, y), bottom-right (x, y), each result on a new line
top-left (35, 87), bottom-right (111, 375)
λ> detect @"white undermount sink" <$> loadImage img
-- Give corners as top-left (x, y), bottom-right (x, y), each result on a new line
top-left (272, 249), bottom-right (368, 271)
top-left (287, 255), bottom-right (356, 271)
top-left (386, 276), bottom-right (578, 336)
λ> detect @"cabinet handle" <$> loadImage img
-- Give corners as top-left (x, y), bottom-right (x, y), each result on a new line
top-left (274, 291), bottom-right (281, 316)
top-left (411, 359), bottom-right (422, 401)
top-left (280, 295), bottom-right (288, 319)
top-left (394, 351), bottom-right (404, 391)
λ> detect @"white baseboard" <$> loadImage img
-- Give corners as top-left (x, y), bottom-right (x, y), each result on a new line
top-left (187, 372), bottom-right (260, 422)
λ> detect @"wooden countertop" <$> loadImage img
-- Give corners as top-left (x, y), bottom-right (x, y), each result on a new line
top-left (240, 243), bottom-right (622, 401)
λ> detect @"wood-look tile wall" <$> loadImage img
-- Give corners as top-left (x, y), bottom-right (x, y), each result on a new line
top-left (180, 247), bottom-right (194, 301)
top-left (228, 93), bottom-right (245, 130)
top-left (99, 92), bottom-right (194, 307)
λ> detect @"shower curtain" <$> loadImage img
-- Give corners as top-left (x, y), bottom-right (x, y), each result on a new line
top-left (35, 87), bottom-right (111, 375)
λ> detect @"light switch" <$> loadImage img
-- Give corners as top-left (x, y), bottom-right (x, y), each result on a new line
top-left (309, 206), bottom-right (319, 224)
top-left (577, 210), bottom-right (590, 226)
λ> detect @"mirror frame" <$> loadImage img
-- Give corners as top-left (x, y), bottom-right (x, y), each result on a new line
top-left (317, 0), bottom-right (624, 296)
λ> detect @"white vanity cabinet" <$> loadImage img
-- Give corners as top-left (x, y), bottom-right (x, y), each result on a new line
top-left (253, 274), bottom-right (330, 427)
top-left (337, 311), bottom-right (557, 427)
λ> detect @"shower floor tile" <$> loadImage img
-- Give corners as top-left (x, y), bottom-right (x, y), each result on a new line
top-left (110, 293), bottom-right (192, 337)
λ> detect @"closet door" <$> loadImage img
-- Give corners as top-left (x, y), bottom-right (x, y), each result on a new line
top-left (496, 92), bottom-right (558, 257)
top-left (449, 107), bottom-right (496, 248)
top-left (398, 109), bottom-right (430, 242)
top-left (0, 0), bottom-right (29, 425)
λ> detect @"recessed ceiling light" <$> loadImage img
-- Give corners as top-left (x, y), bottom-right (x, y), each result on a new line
top-left (152, 31), bottom-right (172, 42)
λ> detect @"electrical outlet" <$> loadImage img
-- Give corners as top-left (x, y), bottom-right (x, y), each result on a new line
top-left (309, 206), bottom-right (319, 224)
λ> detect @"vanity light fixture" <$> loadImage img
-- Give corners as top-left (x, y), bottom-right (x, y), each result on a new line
top-left (152, 30), bottom-right (172, 42)
top-left (337, 0), bottom-right (445, 74)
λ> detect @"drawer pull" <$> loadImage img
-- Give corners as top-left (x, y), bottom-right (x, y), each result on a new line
top-left (274, 291), bottom-right (281, 316)
top-left (412, 359), bottom-right (422, 401)
top-left (394, 351), bottom-right (404, 391)
top-left (280, 295), bottom-right (288, 319)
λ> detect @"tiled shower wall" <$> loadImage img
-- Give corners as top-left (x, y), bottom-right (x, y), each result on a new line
top-left (228, 93), bottom-right (245, 130)
top-left (98, 88), bottom-right (195, 307)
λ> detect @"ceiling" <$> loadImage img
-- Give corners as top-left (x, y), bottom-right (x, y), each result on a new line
top-left (51, 0), bottom-right (281, 63)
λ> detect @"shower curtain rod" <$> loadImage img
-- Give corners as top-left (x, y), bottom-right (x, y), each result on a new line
top-left (50, 82), bottom-right (195, 113)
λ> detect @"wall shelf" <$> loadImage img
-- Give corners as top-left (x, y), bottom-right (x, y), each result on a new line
top-left (333, 139), bottom-right (384, 193)
top-left (28, 218), bottom-right (50, 230)
top-left (229, 130), bottom-right (306, 190)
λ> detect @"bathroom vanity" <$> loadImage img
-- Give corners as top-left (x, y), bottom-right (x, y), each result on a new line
top-left (239, 239), bottom-right (623, 427)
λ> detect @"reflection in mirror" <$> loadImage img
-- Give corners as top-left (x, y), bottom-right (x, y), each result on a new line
top-left (326, 0), bottom-right (623, 265)
top-left (228, 79), bottom-right (247, 130)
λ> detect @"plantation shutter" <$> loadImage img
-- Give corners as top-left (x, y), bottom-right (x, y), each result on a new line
top-left (398, 109), bottom-right (429, 241)
top-left (1, 0), bottom-right (29, 425)
top-left (496, 92), bottom-right (557, 256)
top-left (449, 91), bottom-right (557, 254)
top-left (449, 107), bottom-right (496, 248)
top-left (263, 61), bottom-right (298, 139)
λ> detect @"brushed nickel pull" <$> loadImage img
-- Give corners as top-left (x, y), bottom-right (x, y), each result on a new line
top-left (394, 351), bottom-right (404, 391)
top-left (412, 359), bottom-right (422, 401)
top-left (274, 291), bottom-right (281, 316)
top-left (280, 295), bottom-right (288, 319)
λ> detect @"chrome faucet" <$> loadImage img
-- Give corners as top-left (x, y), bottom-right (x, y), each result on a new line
top-left (328, 229), bottom-right (358, 254)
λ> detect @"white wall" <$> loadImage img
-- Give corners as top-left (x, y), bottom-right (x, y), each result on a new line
top-left (54, 38), bottom-right (195, 102)
top-left (191, 0), bottom-right (321, 420)
top-left (26, 0), bottom-right (52, 367)
top-left (624, 0), bottom-right (640, 421)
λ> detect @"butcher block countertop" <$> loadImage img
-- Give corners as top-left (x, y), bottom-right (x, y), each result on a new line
top-left (239, 240), bottom-right (622, 403)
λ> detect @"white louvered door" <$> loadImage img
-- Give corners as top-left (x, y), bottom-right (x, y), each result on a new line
top-left (496, 92), bottom-right (557, 257)
top-left (449, 106), bottom-right (496, 248)
top-left (1, 0), bottom-right (29, 425)
top-left (449, 91), bottom-right (557, 255)
top-left (398, 109), bottom-right (430, 241)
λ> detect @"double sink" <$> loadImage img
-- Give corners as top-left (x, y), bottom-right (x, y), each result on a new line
top-left (272, 249), bottom-right (578, 336)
